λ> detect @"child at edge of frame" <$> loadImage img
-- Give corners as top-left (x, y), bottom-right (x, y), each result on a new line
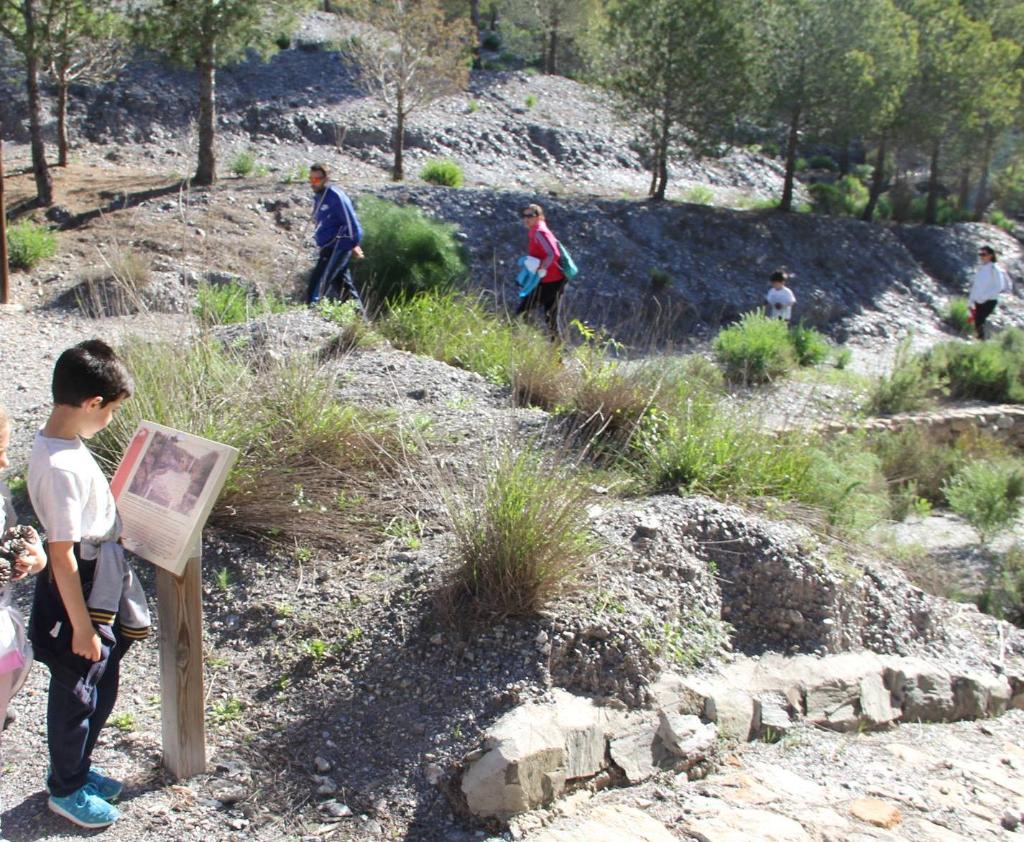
top-left (27, 339), bottom-right (151, 829)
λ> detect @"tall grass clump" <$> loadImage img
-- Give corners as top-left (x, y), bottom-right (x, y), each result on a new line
top-left (442, 448), bottom-right (596, 622)
top-left (979, 543), bottom-right (1024, 625)
top-left (943, 297), bottom-right (972, 335)
top-left (230, 150), bottom-right (256, 177)
top-left (419, 158), bottom-right (464, 187)
top-left (318, 299), bottom-right (375, 355)
top-left (7, 220), bottom-right (57, 269)
top-left (91, 339), bottom-right (402, 546)
top-left (713, 313), bottom-right (796, 384)
top-left (944, 460), bottom-right (1024, 543)
top-left (866, 338), bottom-right (939, 414)
top-left (354, 198), bottom-right (468, 307)
top-left (194, 280), bottom-right (290, 326)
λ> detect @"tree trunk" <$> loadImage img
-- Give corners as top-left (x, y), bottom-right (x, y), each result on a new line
top-left (23, 0), bottom-right (52, 206)
top-left (780, 107), bottom-right (801, 212)
top-left (652, 110), bottom-right (670, 201)
top-left (1, 139), bottom-right (10, 304)
top-left (57, 66), bottom-right (69, 167)
top-left (393, 108), bottom-right (405, 182)
top-left (470, 0), bottom-right (481, 70)
top-left (973, 132), bottom-right (994, 221)
top-left (194, 58), bottom-right (217, 186)
top-left (924, 140), bottom-right (940, 225)
top-left (861, 135), bottom-right (886, 222)
top-left (546, 27), bottom-right (558, 74)
top-left (957, 165), bottom-right (971, 212)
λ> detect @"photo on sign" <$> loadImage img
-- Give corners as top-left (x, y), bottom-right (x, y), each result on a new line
top-left (127, 432), bottom-right (218, 517)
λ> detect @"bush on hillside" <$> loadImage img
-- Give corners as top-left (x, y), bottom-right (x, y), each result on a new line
top-left (866, 339), bottom-right (939, 414)
top-left (979, 543), bottom-right (1024, 625)
top-left (928, 331), bottom-right (1024, 403)
top-left (7, 220), bottom-right (57, 269)
top-left (354, 198), bottom-right (468, 308)
top-left (442, 447), bottom-right (596, 622)
top-left (944, 460), bottom-right (1024, 543)
top-left (713, 313), bottom-right (797, 384)
top-left (808, 176), bottom-right (868, 216)
top-left (91, 339), bottom-right (403, 546)
top-left (230, 150), bottom-right (257, 177)
top-left (789, 321), bottom-right (830, 366)
top-left (194, 279), bottom-right (290, 326)
top-left (943, 297), bottom-right (972, 336)
top-left (869, 426), bottom-right (965, 519)
top-left (419, 158), bottom-right (464, 187)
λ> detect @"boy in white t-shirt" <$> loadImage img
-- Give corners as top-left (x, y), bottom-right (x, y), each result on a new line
top-left (0, 404), bottom-right (47, 842)
top-left (27, 340), bottom-right (149, 830)
top-left (765, 271), bottom-right (796, 322)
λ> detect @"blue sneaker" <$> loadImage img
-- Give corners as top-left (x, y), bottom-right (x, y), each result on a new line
top-left (86, 768), bottom-right (124, 802)
top-left (47, 786), bottom-right (120, 828)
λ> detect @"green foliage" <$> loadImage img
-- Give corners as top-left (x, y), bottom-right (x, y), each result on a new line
top-left (713, 313), bottom-right (796, 384)
top-left (90, 338), bottom-right (402, 546)
top-left (194, 281), bottom-right (290, 326)
top-left (283, 164), bottom-right (310, 184)
top-left (353, 198), bottom-right (468, 306)
top-left (807, 154), bottom-right (837, 170)
top-left (833, 347), bottom-right (853, 370)
top-left (524, 93), bottom-right (538, 108)
top-left (6, 221), bottom-right (58, 270)
top-left (788, 321), bottom-right (830, 366)
top-left (109, 712), bottom-right (136, 732)
top-left (210, 697), bottom-right (244, 725)
top-left (869, 426), bottom-right (964, 518)
top-left (443, 448), bottom-right (596, 621)
top-left (808, 176), bottom-right (869, 216)
top-left (318, 299), bottom-right (374, 353)
top-left (979, 543), bottom-right (1024, 625)
top-left (685, 185), bottom-right (714, 205)
top-left (600, 0), bottom-right (753, 199)
top-left (866, 338), bottom-right (939, 414)
top-left (943, 297), bottom-right (972, 336)
top-left (649, 268), bottom-right (672, 290)
top-left (467, 99), bottom-right (479, 113)
top-left (988, 209), bottom-right (1016, 233)
top-left (927, 331), bottom-right (1024, 403)
top-left (419, 158), bottom-right (465, 187)
top-left (230, 149), bottom-right (257, 177)
top-left (944, 460), bottom-right (1024, 542)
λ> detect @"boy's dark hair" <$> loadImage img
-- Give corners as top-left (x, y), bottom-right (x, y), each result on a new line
top-left (52, 340), bottom-right (133, 407)
top-left (770, 271), bottom-right (787, 283)
top-left (310, 163), bottom-right (329, 179)
top-left (980, 244), bottom-right (998, 262)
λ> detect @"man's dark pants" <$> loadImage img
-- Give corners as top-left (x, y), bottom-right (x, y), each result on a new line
top-left (975, 299), bottom-right (998, 339)
top-left (307, 244), bottom-right (363, 307)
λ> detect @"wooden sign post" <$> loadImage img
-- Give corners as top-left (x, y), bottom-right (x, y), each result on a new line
top-left (155, 538), bottom-right (206, 779)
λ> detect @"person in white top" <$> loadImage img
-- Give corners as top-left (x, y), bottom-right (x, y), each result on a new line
top-left (968, 244), bottom-right (1011, 340)
top-left (764, 271), bottom-right (796, 322)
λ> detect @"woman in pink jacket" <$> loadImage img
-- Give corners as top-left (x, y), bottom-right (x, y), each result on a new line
top-left (516, 203), bottom-right (565, 338)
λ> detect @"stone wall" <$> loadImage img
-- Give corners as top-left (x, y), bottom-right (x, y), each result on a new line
top-left (821, 404), bottom-right (1024, 447)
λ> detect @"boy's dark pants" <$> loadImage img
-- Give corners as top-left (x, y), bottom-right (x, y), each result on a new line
top-left (29, 552), bottom-right (132, 797)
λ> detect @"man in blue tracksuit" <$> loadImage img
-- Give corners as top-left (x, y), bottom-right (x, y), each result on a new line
top-left (307, 163), bottom-right (365, 306)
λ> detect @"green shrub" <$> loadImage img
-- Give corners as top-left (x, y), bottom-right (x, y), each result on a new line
top-left (794, 157), bottom-right (809, 172)
top-left (318, 299), bottom-right (375, 354)
top-left (988, 209), bottom-right (1015, 233)
top-left (808, 154), bottom-right (838, 171)
top-left (90, 339), bottom-right (403, 546)
top-left (230, 150), bottom-right (256, 177)
top-left (808, 176), bottom-right (868, 216)
top-left (851, 163), bottom-right (874, 183)
top-left (713, 313), bottom-right (796, 384)
top-left (928, 332), bottom-right (1024, 403)
top-left (870, 427), bottom-right (964, 518)
top-left (442, 448), bottom-right (596, 621)
top-left (802, 438), bottom-right (890, 532)
top-left (979, 543), bottom-right (1024, 624)
top-left (650, 268), bottom-right (672, 291)
top-left (944, 460), bottom-right (1024, 542)
top-left (481, 31), bottom-right (501, 51)
top-left (866, 339), bottom-right (939, 414)
top-left (788, 321), bottom-right (830, 366)
top-left (419, 158), bottom-right (464, 187)
top-left (354, 198), bottom-right (468, 307)
top-left (943, 297), bottom-right (972, 336)
top-left (467, 99), bottom-right (479, 113)
top-left (524, 94), bottom-right (538, 108)
top-left (685, 185), bottom-right (714, 205)
top-left (194, 280), bottom-right (290, 326)
top-left (284, 164), bottom-right (310, 184)
top-left (833, 347), bottom-right (852, 370)
top-left (6, 220), bottom-right (57, 269)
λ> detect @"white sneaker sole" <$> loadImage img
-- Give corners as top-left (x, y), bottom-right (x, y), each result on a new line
top-left (47, 796), bottom-right (119, 828)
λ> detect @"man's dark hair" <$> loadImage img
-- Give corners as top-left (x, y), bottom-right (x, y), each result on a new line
top-left (52, 339), bottom-right (133, 407)
top-left (310, 163), bottom-right (329, 179)
top-left (981, 244), bottom-right (998, 262)
top-left (770, 270), bottom-right (787, 283)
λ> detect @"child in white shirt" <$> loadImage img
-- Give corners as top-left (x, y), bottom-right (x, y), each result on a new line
top-left (765, 271), bottom-right (796, 322)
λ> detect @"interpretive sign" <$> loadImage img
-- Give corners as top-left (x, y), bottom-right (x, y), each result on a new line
top-left (110, 421), bottom-right (237, 576)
